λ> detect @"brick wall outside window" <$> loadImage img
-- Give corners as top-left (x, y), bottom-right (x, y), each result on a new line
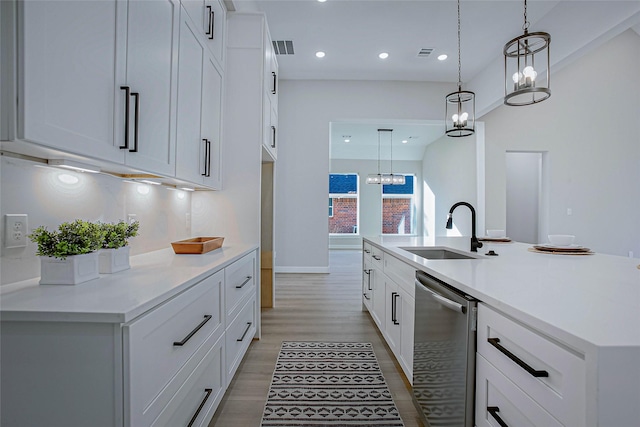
top-left (329, 198), bottom-right (357, 233)
top-left (382, 198), bottom-right (412, 234)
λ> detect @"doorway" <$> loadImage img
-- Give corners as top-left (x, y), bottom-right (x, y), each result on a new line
top-left (506, 151), bottom-right (548, 244)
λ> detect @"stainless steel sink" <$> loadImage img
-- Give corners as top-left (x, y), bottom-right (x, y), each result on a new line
top-left (399, 247), bottom-right (479, 260)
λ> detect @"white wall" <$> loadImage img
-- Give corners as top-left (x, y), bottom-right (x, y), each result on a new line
top-left (275, 79), bottom-right (454, 271)
top-left (422, 132), bottom-right (480, 239)
top-left (483, 30), bottom-right (640, 257)
top-left (0, 155), bottom-right (192, 285)
top-left (329, 158), bottom-right (423, 249)
top-left (506, 152), bottom-right (542, 244)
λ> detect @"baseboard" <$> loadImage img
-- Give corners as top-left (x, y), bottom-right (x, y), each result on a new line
top-left (328, 244), bottom-right (362, 250)
top-left (274, 266), bottom-right (330, 274)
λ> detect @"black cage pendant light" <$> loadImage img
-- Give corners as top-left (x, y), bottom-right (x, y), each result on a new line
top-left (445, 0), bottom-right (475, 138)
top-left (503, 0), bottom-right (551, 106)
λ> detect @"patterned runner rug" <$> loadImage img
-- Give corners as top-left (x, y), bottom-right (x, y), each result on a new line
top-left (260, 342), bottom-right (405, 426)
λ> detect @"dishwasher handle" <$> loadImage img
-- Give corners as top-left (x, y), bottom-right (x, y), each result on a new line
top-left (415, 279), bottom-right (465, 313)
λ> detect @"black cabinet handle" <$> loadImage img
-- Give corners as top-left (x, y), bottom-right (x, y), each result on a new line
top-left (120, 86), bottom-right (130, 149)
top-left (364, 249), bottom-right (371, 254)
top-left (209, 9), bottom-right (215, 40)
top-left (235, 276), bottom-right (252, 289)
top-left (206, 5), bottom-right (213, 36)
top-left (237, 322), bottom-right (252, 341)
top-left (487, 406), bottom-right (509, 427)
top-left (187, 388), bottom-right (213, 427)
top-left (173, 315), bottom-right (212, 346)
top-left (206, 139), bottom-right (211, 177)
top-left (130, 92), bottom-right (139, 153)
top-left (372, 255), bottom-right (381, 261)
top-left (363, 293), bottom-right (370, 300)
top-left (391, 292), bottom-right (400, 325)
top-left (201, 139), bottom-right (209, 176)
top-left (271, 125), bottom-right (276, 148)
top-left (271, 71), bottom-right (277, 94)
top-left (488, 338), bottom-right (549, 378)
top-left (363, 269), bottom-right (372, 291)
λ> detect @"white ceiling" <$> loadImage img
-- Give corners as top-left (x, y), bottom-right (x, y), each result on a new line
top-left (232, 1), bottom-right (640, 159)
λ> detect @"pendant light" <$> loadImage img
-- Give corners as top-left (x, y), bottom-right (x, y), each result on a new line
top-left (367, 129), bottom-right (405, 185)
top-left (503, 0), bottom-right (551, 106)
top-left (445, 0), bottom-right (475, 138)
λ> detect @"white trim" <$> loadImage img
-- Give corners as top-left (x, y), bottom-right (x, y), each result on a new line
top-left (328, 244), bottom-right (361, 250)
top-left (274, 266), bottom-right (330, 274)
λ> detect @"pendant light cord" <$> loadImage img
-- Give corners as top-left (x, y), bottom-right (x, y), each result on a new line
top-left (457, 0), bottom-right (462, 91)
top-left (522, 0), bottom-right (530, 32)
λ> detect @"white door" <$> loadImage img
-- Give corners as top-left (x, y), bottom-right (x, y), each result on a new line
top-left (19, 0), bottom-right (125, 163)
top-left (123, 0), bottom-right (179, 176)
top-left (506, 152), bottom-right (546, 244)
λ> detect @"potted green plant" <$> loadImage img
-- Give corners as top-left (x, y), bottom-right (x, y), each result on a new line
top-left (28, 219), bottom-right (105, 285)
top-left (98, 220), bottom-right (140, 273)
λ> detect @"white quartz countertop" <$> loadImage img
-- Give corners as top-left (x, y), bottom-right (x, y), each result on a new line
top-left (0, 244), bottom-right (258, 323)
top-left (365, 236), bottom-right (640, 350)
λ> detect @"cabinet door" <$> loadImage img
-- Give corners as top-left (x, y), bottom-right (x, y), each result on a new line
top-left (384, 278), bottom-right (401, 352)
top-left (201, 54), bottom-right (223, 189)
top-left (175, 11), bottom-right (206, 185)
top-left (123, 0), bottom-right (179, 176)
top-left (18, 0), bottom-right (125, 163)
top-left (370, 268), bottom-right (385, 328)
top-left (398, 287), bottom-right (414, 383)
top-left (205, 0), bottom-right (226, 67)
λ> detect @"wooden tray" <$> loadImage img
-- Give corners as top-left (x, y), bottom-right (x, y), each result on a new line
top-left (171, 237), bottom-right (224, 254)
top-left (528, 247), bottom-right (594, 255)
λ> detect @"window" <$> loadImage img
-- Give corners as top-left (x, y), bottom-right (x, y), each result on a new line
top-left (382, 175), bottom-right (415, 235)
top-left (329, 173), bottom-right (359, 234)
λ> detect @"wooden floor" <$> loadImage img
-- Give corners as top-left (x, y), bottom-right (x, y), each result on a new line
top-left (209, 250), bottom-right (423, 426)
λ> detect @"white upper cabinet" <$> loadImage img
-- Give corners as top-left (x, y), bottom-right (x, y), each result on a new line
top-left (18, 0), bottom-right (180, 177)
top-left (175, 8), bottom-right (223, 189)
top-left (18, 0), bottom-right (125, 164)
top-left (181, 0), bottom-right (226, 69)
top-left (121, 0), bottom-right (179, 176)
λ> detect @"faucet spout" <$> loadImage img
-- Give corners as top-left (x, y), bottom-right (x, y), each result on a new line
top-left (446, 201), bottom-right (483, 252)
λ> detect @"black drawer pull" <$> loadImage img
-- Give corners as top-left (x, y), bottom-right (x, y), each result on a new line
top-left (363, 293), bottom-right (370, 300)
top-left (391, 292), bottom-right (400, 325)
top-left (173, 315), bottom-right (212, 346)
top-left (120, 86), bottom-right (130, 149)
top-left (372, 255), bottom-right (381, 260)
top-left (488, 338), bottom-right (549, 378)
top-left (187, 388), bottom-right (213, 427)
top-left (364, 249), bottom-right (371, 254)
top-left (130, 91), bottom-right (139, 153)
top-left (487, 406), bottom-right (509, 427)
top-left (235, 276), bottom-right (252, 289)
top-left (272, 71), bottom-right (277, 94)
top-left (237, 322), bottom-right (252, 341)
top-left (205, 5), bottom-right (212, 35)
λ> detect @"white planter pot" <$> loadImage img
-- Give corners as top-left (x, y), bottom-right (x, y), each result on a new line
top-left (98, 246), bottom-right (131, 274)
top-left (39, 252), bottom-right (100, 285)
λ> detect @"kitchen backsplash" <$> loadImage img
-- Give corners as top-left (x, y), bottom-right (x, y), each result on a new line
top-left (0, 155), bottom-right (193, 286)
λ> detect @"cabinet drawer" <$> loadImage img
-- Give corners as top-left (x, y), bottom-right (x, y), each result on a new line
top-left (383, 253), bottom-right (415, 297)
top-left (476, 354), bottom-right (564, 427)
top-left (225, 252), bottom-right (256, 322)
top-left (225, 296), bottom-right (256, 384)
top-left (151, 334), bottom-right (225, 427)
top-left (363, 242), bottom-right (372, 259)
top-left (125, 270), bottom-right (224, 424)
top-left (477, 304), bottom-right (585, 426)
top-left (370, 245), bottom-right (384, 269)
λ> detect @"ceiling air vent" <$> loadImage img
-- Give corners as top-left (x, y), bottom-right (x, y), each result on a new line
top-left (273, 40), bottom-right (295, 55)
top-left (417, 48), bottom-right (434, 58)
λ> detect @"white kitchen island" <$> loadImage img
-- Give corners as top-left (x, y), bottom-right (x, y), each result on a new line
top-left (0, 244), bottom-right (259, 427)
top-left (363, 236), bottom-right (640, 427)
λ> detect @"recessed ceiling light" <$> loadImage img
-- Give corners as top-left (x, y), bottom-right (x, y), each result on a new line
top-left (402, 140), bottom-right (408, 144)
top-left (438, 54), bottom-right (448, 61)
top-left (317, 0), bottom-right (327, 2)
top-left (378, 52), bottom-right (389, 59)
top-left (315, 51), bottom-right (325, 58)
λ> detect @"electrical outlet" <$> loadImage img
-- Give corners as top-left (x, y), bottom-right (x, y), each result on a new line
top-left (5, 214), bottom-right (28, 248)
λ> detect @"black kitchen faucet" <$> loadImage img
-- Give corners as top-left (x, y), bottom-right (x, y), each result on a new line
top-left (446, 201), bottom-right (483, 252)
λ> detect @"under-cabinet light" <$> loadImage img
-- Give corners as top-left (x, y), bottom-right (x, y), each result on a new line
top-left (48, 159), bottom-right (100, 174)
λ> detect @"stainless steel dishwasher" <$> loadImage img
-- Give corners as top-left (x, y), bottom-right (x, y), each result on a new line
top-left (413, 270), bottom-right (477, 427)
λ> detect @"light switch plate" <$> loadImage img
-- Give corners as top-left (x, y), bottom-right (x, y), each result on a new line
top-left (5, 214), bottom-right (28, 248)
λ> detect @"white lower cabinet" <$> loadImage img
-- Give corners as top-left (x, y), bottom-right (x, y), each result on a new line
top-left (361, 242), bottom-right (414, 383)
top-left (476, 354), bottom-right (564, 427)
top-left (0, 250), bottom-right (259, 427)
top-left (476, 303), bottom-right (586, 427)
